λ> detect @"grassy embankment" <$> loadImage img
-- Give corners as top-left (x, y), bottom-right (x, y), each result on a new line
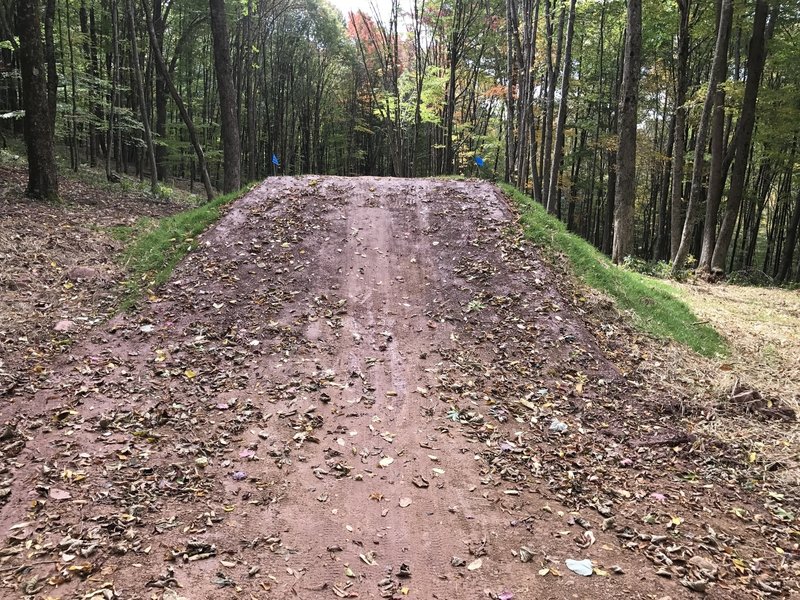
top-left (500, 183), bottom-right (726, 357)
top-left (112, 184), bottom-right (256, 308)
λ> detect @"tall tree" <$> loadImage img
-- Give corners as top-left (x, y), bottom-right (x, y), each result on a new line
top-left (16, 0), bottom-right (59, 200)
top-left (672, 0), bottom-right (733, 274)
top-left (125, 0), bottom-right (158, 195)
top-left (669, 0), bottom-right (690, 260)
top-left (611, 0), bottom-right (642, 263)
top-left (710, 0), bottom-right (775, 273)
top-left (209, 0), bottom-right (241, 192)
top-left (142, 0), bottom-right (215, 200)
top-left (546, 0), bottom-right (576, 214)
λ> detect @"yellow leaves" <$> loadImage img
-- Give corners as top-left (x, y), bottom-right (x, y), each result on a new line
top-left (731, 558), bottom-right (748, 574)
top-left (731, 507), bottom-right (749, 519)
top-left (60, 469), bottom-right (86, 483)
top-left (668, 515), bottom-right (684, 530)
top-left (184, 368), bottom-right (197, 379)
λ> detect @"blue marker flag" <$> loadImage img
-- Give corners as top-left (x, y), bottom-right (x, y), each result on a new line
top-left (474, 155), bottom-right (485, 168)
top-left (272, 153), bottom-right (280, 166)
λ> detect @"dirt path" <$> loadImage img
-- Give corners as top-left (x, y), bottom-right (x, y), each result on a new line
top-left (0, 177), bottom-right (795, 599)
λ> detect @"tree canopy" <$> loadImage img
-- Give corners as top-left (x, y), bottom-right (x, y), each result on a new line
top-left (1, 0), bottom-right (800, 282)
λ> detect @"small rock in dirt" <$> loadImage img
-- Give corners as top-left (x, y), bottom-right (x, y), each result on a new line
top-left (54, 320), bottom-right (77, 332)
top-left (519, 546), bottom-right (534, 563)
top-left (467, 558), bottom-right (482, 571)
top-left (67, 266), bottom-right (100, 281)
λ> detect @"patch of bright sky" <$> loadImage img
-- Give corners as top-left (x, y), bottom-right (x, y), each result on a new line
top-left (327, 0), bottom-right (398, 23)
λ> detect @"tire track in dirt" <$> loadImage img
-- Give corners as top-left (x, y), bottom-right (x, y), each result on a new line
top-left (0, 177), bottom-right (717, 599)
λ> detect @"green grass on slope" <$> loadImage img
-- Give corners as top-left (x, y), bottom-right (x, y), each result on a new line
top-left (113, 184), bottom-right (255, 309)
top-left (500, 183), bottom-right (726, 357)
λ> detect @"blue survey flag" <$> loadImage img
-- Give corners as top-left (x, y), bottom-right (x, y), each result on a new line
top-left (474, 155), bottom-right (485, 168)
top-left (272, 153), bottom-right (280, 166)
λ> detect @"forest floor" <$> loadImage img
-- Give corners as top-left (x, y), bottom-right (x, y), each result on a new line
top-left (0, 173), bottom-right (797, 600)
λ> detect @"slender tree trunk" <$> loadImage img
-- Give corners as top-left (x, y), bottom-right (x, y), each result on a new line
top-left (106, 0), bottom-right (118, 180)
top-left (126, 0), bottom-right (158, 195)
top-left (670, 0), bottom-right (690, 260)
top-left (546, 0), bottom-right (576, 214)
top-left (504, 0), bottom-right (515, 182)
top-left (142, 0), bottom-right (214, 200)
top-left (611, 0), bottom-right (642, 263)
top-left (672, 0), bottom-right (733, 274)
top-left (65, 0), bottom-right (78, 171)
top-left (44, 0), bottom-right (56, 129)
top-left (654, 114), bottom-right (675, 261)
top-left (698, 87), bottom-right (726, 271)
top-left (154, 0), bottom-right (168, 180)
top-left (17, 0), bottom-right (59, 200)
top-left (541, 0), bottom-right (564, 205)
top-left (710, 0), bottom-right (775, 273)
top-left (777, 187), bottom-right (800, 283)
top-left (209, 0), bottom-right (241, 191)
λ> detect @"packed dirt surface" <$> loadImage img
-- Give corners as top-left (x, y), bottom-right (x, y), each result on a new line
top-left (0, 177), bottom-right (797, 599)
top-left (0, 165), bottom-right (177, 399)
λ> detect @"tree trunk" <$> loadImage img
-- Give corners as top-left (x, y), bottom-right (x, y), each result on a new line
top-left (777, 187), bottom-right (800, 283)
top-left (17, 0), bottom-right (59, 200)
top-left (670, 0), bottom-right (690, 260)
top-left (672, 0), bottom-right (732, 274)
top-left (541, 0), bottom-right (564, 205)
top-left (153, 0), bottom-right (168, 180)
top-left (611, 0), bottom-right (641, 263)
top-left (142, 0), bottom-right (215, 200)
top-left (698, 87), bottom-right (726, 271)
top-left (126, 0), bottom-right (158, 195)
top-left (44, 0), bottom-right (56, 129)
top-left (710, 0), bottom-right (775, 273)
top-left (106, 0), bottom-right (119, 180)
top-left (209, 0), bottom-right (241, 192)
top-left (546, 0), bottom-right (576, 214)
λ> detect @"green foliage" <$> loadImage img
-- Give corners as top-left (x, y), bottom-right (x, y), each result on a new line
top-left (621, 256), bottom-right (675, 279)
top-left (500, 183), bottom-right (726, 357)
top-left (116, 184), bottom-right (254, 309)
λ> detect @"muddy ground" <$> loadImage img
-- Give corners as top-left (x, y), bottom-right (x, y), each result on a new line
top-left (0, 176), bottom-right (796, 599)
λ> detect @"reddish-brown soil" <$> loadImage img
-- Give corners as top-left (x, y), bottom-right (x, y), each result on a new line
top-left (0, 165), bottom-right (176, 399)
top-left (0, 177), bottom-right (796, 599)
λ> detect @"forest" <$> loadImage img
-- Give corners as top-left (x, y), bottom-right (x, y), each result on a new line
top-left (1, 0), bottom-right (800, 282)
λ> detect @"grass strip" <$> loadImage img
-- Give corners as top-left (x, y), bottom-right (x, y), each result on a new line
top-left (114, 184), bottom-right (255, 309)
top-left (500, 183), bottom-right (726, 357)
